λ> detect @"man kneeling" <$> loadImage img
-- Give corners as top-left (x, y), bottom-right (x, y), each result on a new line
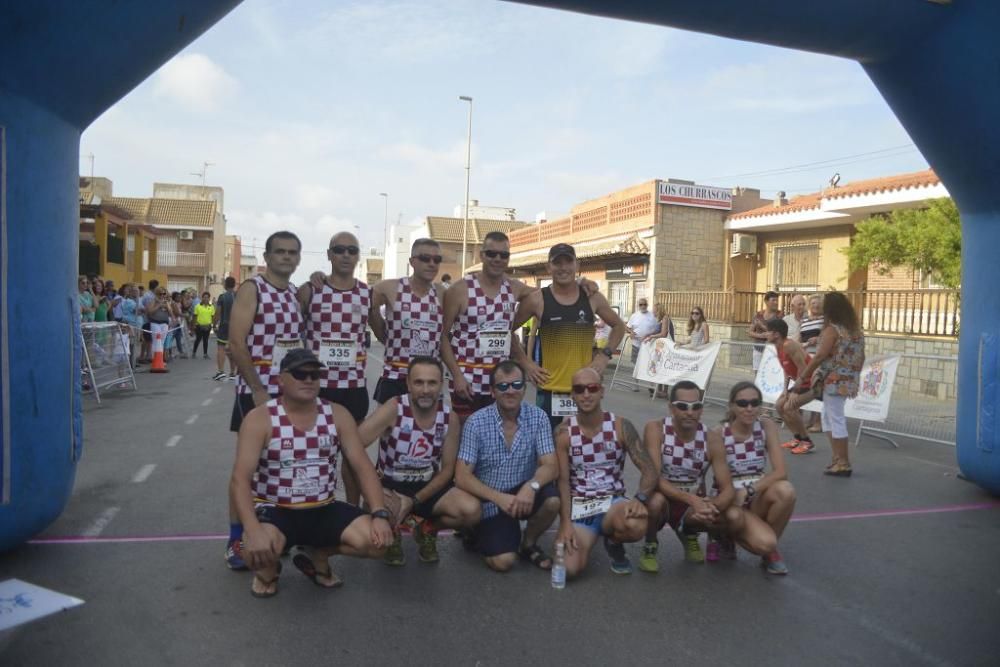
top-left (358, 356), bottom-right (481, 565)
top-left (554, 368), bottom-right (657, 577)
top-left (229, 349), bottom-right (394, 597)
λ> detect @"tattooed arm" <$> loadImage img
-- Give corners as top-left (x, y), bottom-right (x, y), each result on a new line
top-left (619, 417), bottom-right (658, 497)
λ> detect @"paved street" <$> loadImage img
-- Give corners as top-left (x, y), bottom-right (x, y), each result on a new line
top-left (2, 346), bottom-right (998, 666)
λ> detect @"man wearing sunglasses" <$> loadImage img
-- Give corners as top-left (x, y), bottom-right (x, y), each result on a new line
top-left (511, 243), bottom-right (626, 428)
top-left (297, 231), bottom-right (381, 506)
top-left (638, 380), bottom-right (735, 572)
top-left (371, 238), bottom-right (444, 405)
top-left (225, 230), bottom-right (306, 570)
top-left (455, 360), bottom-right (561, 572)
top-left (554, 368), bottom-right (658, 577)
top-left (357, 357), bottom-right (481, 565)
top-left (229, 349), bottom-right (394, 598)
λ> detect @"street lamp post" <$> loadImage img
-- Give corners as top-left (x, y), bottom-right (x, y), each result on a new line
top-left (379, 192), bottom-right (389, 258)
top-left (459, 95), bottom-right (473, 276)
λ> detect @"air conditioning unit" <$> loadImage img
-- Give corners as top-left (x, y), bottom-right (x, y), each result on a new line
top-left (730, 233), bottom-right (757, 256)
top-left (177, 230), bottom-right (194, 240)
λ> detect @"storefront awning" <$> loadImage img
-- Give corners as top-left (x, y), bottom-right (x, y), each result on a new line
top-left (468, 235), bottom-right (649, 273)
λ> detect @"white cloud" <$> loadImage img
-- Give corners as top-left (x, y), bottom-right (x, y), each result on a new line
top-left (153, 53), bottom-right (239, 113)
top-left (295, 184), bottom-right (342, 210)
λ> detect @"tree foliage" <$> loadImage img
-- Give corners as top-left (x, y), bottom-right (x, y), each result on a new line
top-left (843, 197), bottom-right (961, 288)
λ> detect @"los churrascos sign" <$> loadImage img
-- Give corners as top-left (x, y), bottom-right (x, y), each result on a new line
top-left (657, 181), bottom-right (733, 210)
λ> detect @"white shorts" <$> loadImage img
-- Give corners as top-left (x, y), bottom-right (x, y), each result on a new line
top-left (821, 394), bottom-right (848, 439)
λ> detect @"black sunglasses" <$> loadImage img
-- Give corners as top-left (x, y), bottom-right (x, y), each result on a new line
top-left (671, 400), bottom-right (704, 412)
top-left (483, 249), bottom-right (511, 259)
top-left (494, 380), bottom-right (525, 392)
top-left (413, 254), bottom-right (443, 264)
top-left (289, 368), bottom-right (322, 381)
top-left (734, 398), bottom-right (762, 408)
top-left (330, 244), bottom-right (359, 255)
top-left (571, 383), bottom-right (602, 395)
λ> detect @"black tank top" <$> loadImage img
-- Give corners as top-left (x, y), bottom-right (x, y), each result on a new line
top-left (539, 286), bottom-right (595, 392)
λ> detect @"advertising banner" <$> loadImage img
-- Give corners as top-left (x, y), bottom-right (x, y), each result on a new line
top-left (633, 339), bottom-right (721, 390)
top-left (657, 181), bottom-right (732, 210)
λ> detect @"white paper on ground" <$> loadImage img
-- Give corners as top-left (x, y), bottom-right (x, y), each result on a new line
top-left (0, 579), bottom-right (84, 631)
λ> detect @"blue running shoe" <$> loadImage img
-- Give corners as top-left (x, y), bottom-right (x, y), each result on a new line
top-left (604, 537), bottom-right (633, 575)
top-left (226, 538), bottom-right (248, 571)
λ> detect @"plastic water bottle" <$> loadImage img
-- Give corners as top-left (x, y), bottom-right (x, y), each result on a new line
top-left (551, 542), bottom-right (566, 589)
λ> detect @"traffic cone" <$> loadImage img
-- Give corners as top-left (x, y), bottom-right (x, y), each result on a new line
top-left (150, 326), bottom-right (169, 373)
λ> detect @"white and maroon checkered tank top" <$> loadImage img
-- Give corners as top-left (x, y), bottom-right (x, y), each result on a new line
top-left (377, 395), bottom-right (450, 482)
top-left (449, 275), bottom-right (517, 395)
top-left (236, 275), bottom-right (303, 396)
top-left (305, 279), bottom-right (371, 389)
top-left (253, 398), bottom-right (339, 506)
top-left (720, 420), bottom-right (767, 488)
top-left (660, 417), bottom-right (708, 492)
top-left (383, 278), bottom-right (441, 381)
top-left (568, 412), bottom-right (624, 498)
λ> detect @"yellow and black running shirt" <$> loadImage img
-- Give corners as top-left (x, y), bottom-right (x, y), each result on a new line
top-left (539, 286), bottom-right (595, 393)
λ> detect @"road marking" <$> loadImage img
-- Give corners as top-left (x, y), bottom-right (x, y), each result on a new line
top-left (899, 454), bottom-right (959, 472)
top-left (131, 464), bottom-right (157, 483)
top-left (212, 387), bottom-right (222, 395)
top-left (29, 502), bottom-right (1000, 545)
top-left (80, 507), bottom-right (120, 537)
top-left (185, 413), bottom-right (199, 425)
top-left (165, 434), bottom-right (182, 448)
top-left (201, 398), bottom-right (213, 407)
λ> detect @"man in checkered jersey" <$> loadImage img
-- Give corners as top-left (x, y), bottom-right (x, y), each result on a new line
top-left (554, 367), bottom-right (658, 577)
top-left (225, 230), bottom-right (306, 570)
top-left (230, 349), bottom-right (394, 597)
top-left (638, 380), bottom-right (734, 573)
top-left (297, 230), bottom-right (383, 506)
top-left (370, 238), bottom-right (446, 404)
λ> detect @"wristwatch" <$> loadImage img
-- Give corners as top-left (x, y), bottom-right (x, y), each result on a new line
top-left (529, 480), bottom-right (541, 492)
top-left (634, 492), bottom-right (650, 506)
top-left (600, 347), bottom-right (613, 359)
top-left (371, 509), bottom-right (392, 522)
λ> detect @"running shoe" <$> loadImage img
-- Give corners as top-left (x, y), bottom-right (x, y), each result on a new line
top-left (638, 541), bottom-right (659, 573)
top-left (763, 551), bottom-right (788, 575)
top-left (212, 371), bottom-right (226, 381)
top-left (707, 537), bottom-right (736, 561)
top-left (791, 441), bottom-right (816, 455)
top-left (383, 534), bottom-right (405, 566)
top-left (604, 537), bottom-right (633, 575)
top-left (225, 539), bottom-right (248, 571)
top-left (706, 539), bottom-right (720, 562)
top-left (781, 438), bottom-right (801, 449)
top-left (413, 520), bottom-right (439, 563)
top-left (678, 531), bottom-right (705, 564)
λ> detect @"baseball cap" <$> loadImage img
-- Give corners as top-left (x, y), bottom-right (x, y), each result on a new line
top-left (279, 348), bottom-right (322, 373)
top-left (548, 243), bottom-right (576, 261)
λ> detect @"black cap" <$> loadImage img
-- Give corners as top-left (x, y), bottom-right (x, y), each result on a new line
top-left (279, 348), bottom-right (322, 373)
top-left (548, 243), bottom-right (576, 261)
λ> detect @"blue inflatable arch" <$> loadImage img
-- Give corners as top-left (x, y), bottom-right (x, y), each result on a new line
top-left (1, 0), bottom-right (996, 550)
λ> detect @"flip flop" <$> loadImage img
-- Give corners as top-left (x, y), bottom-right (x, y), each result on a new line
top-left (518, 543), bottom-right (553, 570)
top-left (292, 550), bottom-right (344, 589)
top-left (250, 562), bottom-right (282, 598)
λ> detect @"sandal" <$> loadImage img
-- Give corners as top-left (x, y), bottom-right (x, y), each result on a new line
top-left (250, 562), bottom-right (282, 598)
top-left (292, 549), bottom-right (344, 588)
top-left (518, 543), bottom-right (553, 570)
top-left (824, 464), bottom-right (853, 477)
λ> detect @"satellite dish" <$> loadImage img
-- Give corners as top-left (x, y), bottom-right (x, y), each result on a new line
top-left (829, 172), bottom-right (841, 187)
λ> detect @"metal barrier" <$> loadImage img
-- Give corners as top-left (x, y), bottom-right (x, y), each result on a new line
top-left (609, 338), bottom-right (957, 447)
top-left (80, 322), bottom-right (137, 403)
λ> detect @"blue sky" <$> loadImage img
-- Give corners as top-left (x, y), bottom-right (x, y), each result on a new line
top-left (81, 0), bottom-right (929, 281)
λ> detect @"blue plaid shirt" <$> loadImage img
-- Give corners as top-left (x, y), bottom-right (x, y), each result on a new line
top-left (458, 402), bottom-right (555, 519)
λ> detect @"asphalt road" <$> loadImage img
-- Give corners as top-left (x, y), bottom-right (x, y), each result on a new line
top-left (1, 346), bottom-right (998, 666)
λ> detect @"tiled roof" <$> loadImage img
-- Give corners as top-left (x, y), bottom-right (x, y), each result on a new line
top-left (425, 217), bottom-right (531, 243)
top-left (729, 169), bottom-right (940, 221)
top-left (107, 196), bottom-right (217, 227)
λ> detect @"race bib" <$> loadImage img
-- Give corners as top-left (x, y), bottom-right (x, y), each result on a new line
top-left (477, 331), bottom-right (510, 357)
top-left (671, 481), bottom-right (700, 495)
top-left (271, 338), bottom-right (304, 367)
top-left (319, 338), bottom-right (357, 368)
top-left (551, 393), bottom-right (577, 417)
top-left (731, 473), bottom-right (762, 490)
top-left (407, 318), bottom-right (438, 356)
top-left (571, 495), bottom-right (612, 520)
top-left (392, 467), bottom-right (434, 483)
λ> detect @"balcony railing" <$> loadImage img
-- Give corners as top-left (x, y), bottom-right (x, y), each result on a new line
top-left (157, 251), bottom-right (208, 270)
top-left (655, 289), bottom-right (960, 337)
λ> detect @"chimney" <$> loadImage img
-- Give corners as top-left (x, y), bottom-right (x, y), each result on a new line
top-left (774, 190), bottom-right (788, 207)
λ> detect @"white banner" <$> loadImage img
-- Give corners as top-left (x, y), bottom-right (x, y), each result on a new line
top-left (755, 345), bottom-right (899, 423)
top-left (633, 339), bottom-right (721, 389)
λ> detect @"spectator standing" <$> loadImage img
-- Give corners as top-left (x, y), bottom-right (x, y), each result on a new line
top-left (441, 273), bottom-right (453, 289)
top-left (137, 279), bottom-right (159, 363)
top-left (78, 276), bottom-right (96, 323)
top-left (593, 315), bottom-right (611, 351)
top-left (193, 291), bottom-right (215, 360)
top-left (92, 277), bottom-right (110, 322)
top-left (749, 291), bottom-right (783, 371)
top-left (783, 294), bottom-right (806, 343)
top-left (214, 277), bottom-right (237, 380)
top-left (684, 305), bottom-right (710, 347)
top-left (643, 303), bottom-right (676, 345)
top-left (799, 295), bottom-right (825, 433)
top-left (626, 298), bottom-right (659, 367)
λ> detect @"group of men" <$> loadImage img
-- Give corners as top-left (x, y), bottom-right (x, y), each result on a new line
top-left (226, 229), bottom-right (759, 597)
